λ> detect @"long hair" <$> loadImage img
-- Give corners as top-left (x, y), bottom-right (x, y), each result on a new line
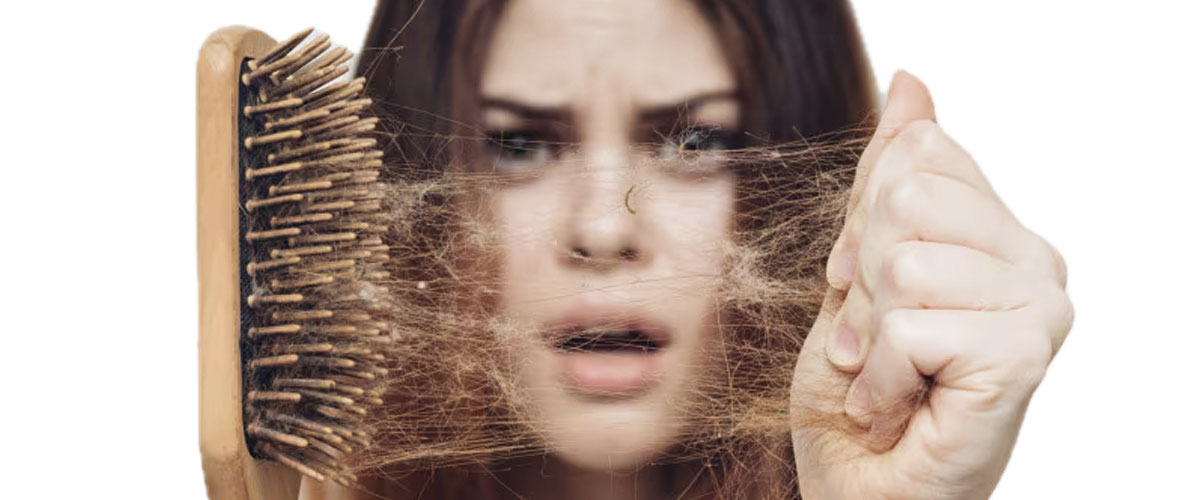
top-left (358, 0), bottom-right (875, 159)
top-left (352, 1), bottom-right (877, 497)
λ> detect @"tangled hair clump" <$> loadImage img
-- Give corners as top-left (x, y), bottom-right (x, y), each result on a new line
top-left (344, 1), bottom-right (881, 496)
top-left (336, 114), bottom-right (872, 498)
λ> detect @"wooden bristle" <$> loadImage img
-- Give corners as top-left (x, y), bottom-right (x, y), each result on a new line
top-left (238, 28), bottom-right (388, 486)
top-left (259, 443), bottom-right (326, 482)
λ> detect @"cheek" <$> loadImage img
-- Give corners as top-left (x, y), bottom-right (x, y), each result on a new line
top-left (641, 174), bottom-right (736, 356)
top-left (490, 177), bottom-right (567, 310)
top-left (648, 175), bottom-right (736, 273)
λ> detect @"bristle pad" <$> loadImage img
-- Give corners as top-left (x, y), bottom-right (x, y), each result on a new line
top-left (240, 29), bottom-right (388, 485)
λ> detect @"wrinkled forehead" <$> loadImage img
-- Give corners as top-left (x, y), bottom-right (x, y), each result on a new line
top-left (481, 0), bottom-right (736, 109)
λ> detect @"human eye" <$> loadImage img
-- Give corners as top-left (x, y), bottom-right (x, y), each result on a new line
top-left (656, 126), bottom-right (744, 156)
top-left (486, 130), bottom-right (557, 173)
top-left (652, 126), bottom-right (744, 175)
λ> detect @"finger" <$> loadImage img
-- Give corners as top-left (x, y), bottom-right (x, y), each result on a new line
top-left (859, 180), bottom-right (1071, 352)
top-left (876, 241), bottom-right (1030, 311)
top-left (851, 71), bottom-right (938, 211)
top-left (855, 171), bottom-right (1056, 295)
top-left (825, 281), bottom-right (873, 372)
top-left (846, 308), bottom-right (1055, 452)
top-left (843, 334), bottom-right (923, 450)
top-left (885, 119), bottom-right (997, 199)
top-left (828, 71), bottom-right (936, 290)
top-left (1032, 232), bottom-right (1070, 289)
top-left (827, 241), bottom-right (1030, 376)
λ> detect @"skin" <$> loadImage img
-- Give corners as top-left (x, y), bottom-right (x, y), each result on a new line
top-left (307, 1), bottom-right (1073, 498)
top-left (790, 73), bottom-right (1073, 499)
top-left (480, 0), bottom-right (737, 492)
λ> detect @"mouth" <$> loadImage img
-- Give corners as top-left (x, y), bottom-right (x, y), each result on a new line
top-left (553, 327), bottom-right (666, 352)
top-left (544, 314), bottom-right (671, 398)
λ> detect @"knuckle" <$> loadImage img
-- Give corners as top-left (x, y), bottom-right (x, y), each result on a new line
top-left (1023, 324), bottom-right (1056, 366)
top-left (1006, 316), bottom-right (1056, 393)
top-left (1059, 291), bottom-right (1076, 333)
top-left (1040, 286), bottom-right (1075, 352)
top-left (878, 309), bottom-right (916, 347)
top-left (1029, 231), bottom-right (1069, 287)
top-left (884, 243), bottom-right (923, 296)
top-left (1048, 242), bottom-right (1068, 286)
top-left (1011, 354), bottom-right (1049, 395)
top-left (963, 313), bottom-right (1057, 403)
top-left (878, 175), bottom-right (926, 226)
top-left (896, 120), bottom-right (945, 158)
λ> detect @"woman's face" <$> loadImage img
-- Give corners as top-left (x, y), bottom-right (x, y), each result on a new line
top-left (478, 0), bottom-right (740, 469)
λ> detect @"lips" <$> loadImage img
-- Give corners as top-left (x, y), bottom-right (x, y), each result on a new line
top-left (553, 327), bottom-right (667, 352)
top-left (545, 308), bottom-right (671, 397)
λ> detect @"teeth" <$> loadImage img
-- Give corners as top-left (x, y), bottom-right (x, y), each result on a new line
top-left (557, 329), bottom-right (659, 352)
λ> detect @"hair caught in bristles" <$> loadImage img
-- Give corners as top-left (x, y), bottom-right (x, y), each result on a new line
top-left (238, 28), bottom-right (392, 486)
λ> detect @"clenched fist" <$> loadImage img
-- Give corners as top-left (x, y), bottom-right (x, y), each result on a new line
top-left (790, 71), bottom-right (1074, 500)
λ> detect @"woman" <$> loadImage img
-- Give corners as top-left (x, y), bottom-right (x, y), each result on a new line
top-left (308, 0), bottom-right (1073, 498)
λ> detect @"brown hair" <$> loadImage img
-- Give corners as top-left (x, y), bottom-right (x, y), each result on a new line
top-left (353, 1), bottom-right (877, 497)
top-left (358, 0), bottom-right (876, 163)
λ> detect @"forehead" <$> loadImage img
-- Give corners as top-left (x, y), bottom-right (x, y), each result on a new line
top-left (480, 0), bottom-right (735, 107)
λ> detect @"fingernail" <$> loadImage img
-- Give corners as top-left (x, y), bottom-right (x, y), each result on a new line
top-left (879, 70), bottom-right (913, 125)
top-left (846, 376), bottom-right (873, 426)
top-left (881, 70), bottom-right (904, 111)
top-left (830, 320), bottom-right (859, 366)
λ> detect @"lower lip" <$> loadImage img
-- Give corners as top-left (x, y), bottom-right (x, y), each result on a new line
top-left (557, 350), bottom-right (664, 397)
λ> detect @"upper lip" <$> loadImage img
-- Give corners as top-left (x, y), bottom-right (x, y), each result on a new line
top-left (543, 306), bottom-right (672, 352)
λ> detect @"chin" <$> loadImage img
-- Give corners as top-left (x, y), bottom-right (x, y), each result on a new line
top-left (511, 345), bottom-right (693, 470)
top-left (542, 396), bottom-right (686, 470)
top-left (503, 302), bottom-right (713, 471)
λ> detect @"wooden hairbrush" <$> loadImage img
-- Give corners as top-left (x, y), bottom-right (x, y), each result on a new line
top-left (197, 26), bottom-right (390, 500)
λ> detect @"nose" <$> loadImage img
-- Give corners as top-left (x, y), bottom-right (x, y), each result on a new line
top-left (560, 145), bottom-right (648, 271)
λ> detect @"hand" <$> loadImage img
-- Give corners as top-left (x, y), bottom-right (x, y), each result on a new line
top-left (789, 71), bottom-right (1073, 500)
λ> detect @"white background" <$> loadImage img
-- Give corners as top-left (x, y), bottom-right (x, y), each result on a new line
top-left (3, 1), bottom-right (1197, 498)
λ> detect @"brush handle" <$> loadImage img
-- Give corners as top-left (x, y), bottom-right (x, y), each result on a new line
top-left (198, 26), bottom-right (301, 500)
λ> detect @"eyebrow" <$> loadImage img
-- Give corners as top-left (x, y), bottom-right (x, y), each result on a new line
top-left (479, 90), bottom-right (738, 124)
top-left (636, 90), bottom-right (738, 123)
top-left (479, 98), bottom-right (570, 123)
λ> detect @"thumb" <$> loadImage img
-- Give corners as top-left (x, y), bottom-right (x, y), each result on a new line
top-left (879, 70), bottom-right (937, 132)
top-left (827, 71), bottom-right (937, 290)
top-left (851, 70), bottom-right (937, 209)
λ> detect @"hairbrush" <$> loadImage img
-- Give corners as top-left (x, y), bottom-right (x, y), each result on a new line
top-left (197, 27), bottom-right (390, 499)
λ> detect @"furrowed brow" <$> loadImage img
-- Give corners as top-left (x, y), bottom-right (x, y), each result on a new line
top-left (480, 97), bottom-right (572, 124)
top-left (636, 91), bottom-right (738, 125)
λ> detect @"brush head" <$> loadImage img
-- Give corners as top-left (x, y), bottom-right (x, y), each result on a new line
top-left (234, 28), bottom-right (390, 486)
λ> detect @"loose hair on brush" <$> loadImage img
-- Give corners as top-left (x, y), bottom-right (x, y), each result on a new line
top-left (343, 0), bottom-right (881, 497)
